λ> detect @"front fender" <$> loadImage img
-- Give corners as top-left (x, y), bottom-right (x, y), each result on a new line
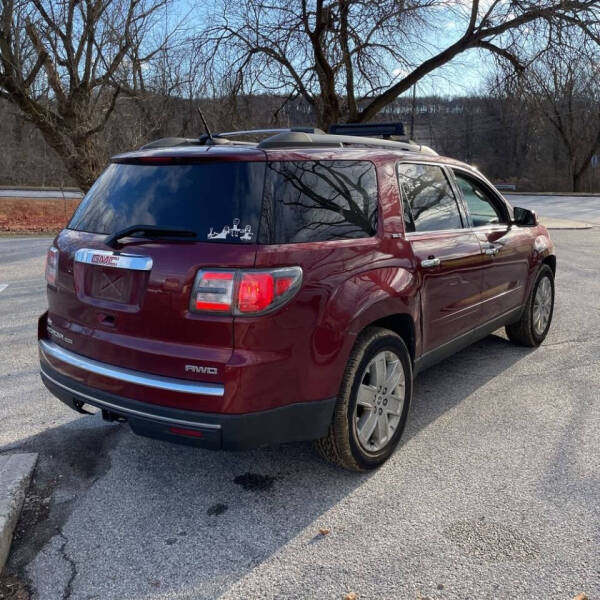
top-left (524, 229), bottom-right (556, 298)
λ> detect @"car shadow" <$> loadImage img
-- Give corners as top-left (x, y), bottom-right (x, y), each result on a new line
top-left (405, 331), bottom-right (535, 444)
top-left (2, 330), bottom-right (535, 599)
top-left (536, 360), bottom-right (599, 509)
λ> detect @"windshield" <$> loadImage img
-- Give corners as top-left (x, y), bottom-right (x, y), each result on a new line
top-left (68, 162), bottom-right (265, 243)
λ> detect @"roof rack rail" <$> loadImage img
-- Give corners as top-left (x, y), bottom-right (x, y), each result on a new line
top-left (140, 128), bottom-right (325, 150)
top-left (215, 127), bottom-right (324, 138)
top-left (141, 135), bottom-right (259, 149)
top-left (139, 125), bottom-right (437, 155)
top-left (258, 131), bottom-right (437, 155)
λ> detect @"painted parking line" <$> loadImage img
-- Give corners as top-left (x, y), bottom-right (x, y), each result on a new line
top-left (0, 284), bottom-right (8, 293)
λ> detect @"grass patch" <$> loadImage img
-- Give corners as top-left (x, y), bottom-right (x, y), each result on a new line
top-left (0, 197), bottom-right (80, 233)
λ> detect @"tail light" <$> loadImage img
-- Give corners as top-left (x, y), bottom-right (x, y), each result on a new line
top-left (193, 271), bottom-right (234, 312)
top-left (45, 246), bottom-right (59, 286)
top-left (190, 267), bottom-right (302, 315)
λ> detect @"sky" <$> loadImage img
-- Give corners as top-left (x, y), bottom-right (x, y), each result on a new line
top-left (174, 0), bottom-right (497, 100)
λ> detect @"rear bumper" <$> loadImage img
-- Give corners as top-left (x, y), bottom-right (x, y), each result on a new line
top-left (39, 338), bottom-right (225, 397)
top-left (40, 349), bottom-right (335, 450)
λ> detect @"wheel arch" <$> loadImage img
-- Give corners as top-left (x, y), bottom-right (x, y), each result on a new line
top-left (542, 254), bottom-right (556, 276)
top-left (363, 313), bottom-right (416, 363)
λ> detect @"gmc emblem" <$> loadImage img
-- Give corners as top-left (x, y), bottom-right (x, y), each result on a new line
top-left (185, 364), bottom-right (218, 375)
top-left (91, 254), bottom-right (119, 266)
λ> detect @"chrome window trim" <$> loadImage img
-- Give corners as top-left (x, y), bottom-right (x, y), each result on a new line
top-left (74, 248), bottom-right (153, 271)
top-left (469, 224), bottom-right (510, 232)
top-left (404, 227), bottom-right (471, 239)
top-left (40, 367), bottom-right (222, 430)
top-left (39, 339), bottom-right (224, 397)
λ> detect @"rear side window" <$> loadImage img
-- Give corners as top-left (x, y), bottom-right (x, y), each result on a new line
top-left (260, 160), bottom-right (378, 243)
top-left (397, 163), bottom-right (463, 233)
top-left (69, 162), bottom-right (266, 243)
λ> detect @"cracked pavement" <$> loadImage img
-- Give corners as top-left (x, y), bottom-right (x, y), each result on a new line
top-left (0, 223), bottom-right (599, 599)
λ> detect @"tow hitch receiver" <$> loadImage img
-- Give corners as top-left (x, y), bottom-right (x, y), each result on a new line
top-left (72, 399), bottom-right (94, 415)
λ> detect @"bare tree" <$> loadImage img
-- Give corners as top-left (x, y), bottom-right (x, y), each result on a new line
top-left (0, 0), bottom-right (178, 190)
top-left (203, 0), bottom-right (600, 130)
top-left (509, 38), bottom-right (600, 192)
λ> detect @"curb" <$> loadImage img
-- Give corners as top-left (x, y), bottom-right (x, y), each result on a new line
top-left (539, 217), bottom-right (593, 230)
top-left (543, 224), bottom-right (594, 230)
top-left (0, 186), bottom-right (81, 193)
top-left (0, 453), bottom-right (38, 574)
top-left (504, 192), bottom-right (600, 197)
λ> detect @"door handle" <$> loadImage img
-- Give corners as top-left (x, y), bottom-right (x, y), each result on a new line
top-left (483, 246), bottom-right (499, 256)
top-left (421, 257), bottom-right (441, 268)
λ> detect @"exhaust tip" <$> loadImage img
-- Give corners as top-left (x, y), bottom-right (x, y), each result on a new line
top-left (101, 409), bottom-right (127, 423)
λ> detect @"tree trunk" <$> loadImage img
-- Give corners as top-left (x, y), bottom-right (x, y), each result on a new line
top-left (569, 163), bottom-right (577, 193)
top-left (32, 123), bottom-right (100, 192)
top-left (315, 98), bottom-right (340, 132)
top-left (574, 167), bottom-right (586, 193)
top-left (65, 140), bottom-right (104, 193)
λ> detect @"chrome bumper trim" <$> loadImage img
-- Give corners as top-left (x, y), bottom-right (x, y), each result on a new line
top-left (40, 366), bottom-right (221, 430)
top-left (39, 339), bottom-right (224, 397)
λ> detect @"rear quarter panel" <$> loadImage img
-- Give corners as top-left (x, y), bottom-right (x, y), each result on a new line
top-left (232, 159), bottom-right (419, 411)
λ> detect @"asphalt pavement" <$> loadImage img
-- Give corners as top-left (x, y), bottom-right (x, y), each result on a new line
top-left (0, 215), bottom-right (598, 599)
top-left (507, 194), bottom-right (600, 225)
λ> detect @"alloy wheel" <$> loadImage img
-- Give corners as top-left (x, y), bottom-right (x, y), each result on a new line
top-left (533, 276), bottom-right (553, 336)
top-left (354, 350), bottom-right (405, 453)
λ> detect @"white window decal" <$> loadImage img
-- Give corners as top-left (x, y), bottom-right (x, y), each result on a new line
top-left (208, 218), bottom-right (254, 241)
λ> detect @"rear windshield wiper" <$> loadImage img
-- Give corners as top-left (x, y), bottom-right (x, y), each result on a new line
top-left (105, 225), bottom-right (197, 248)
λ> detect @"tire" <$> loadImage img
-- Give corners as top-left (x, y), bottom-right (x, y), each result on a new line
top-left (314, 327), bottom-right (412, 472)
top-left (506, 264), bottom-right (554, 347)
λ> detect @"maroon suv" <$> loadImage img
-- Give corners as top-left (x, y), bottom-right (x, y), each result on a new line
top-left (39, 125), bottom-right (556, 471)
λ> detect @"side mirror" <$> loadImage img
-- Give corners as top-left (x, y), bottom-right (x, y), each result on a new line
top-left (513, 206), bottom-right (538, 227)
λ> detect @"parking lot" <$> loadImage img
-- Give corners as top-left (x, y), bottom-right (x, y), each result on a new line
top-left (508, 194), bottom-right (600, 226)
top-left (0, 211), bottom-right (599, 598)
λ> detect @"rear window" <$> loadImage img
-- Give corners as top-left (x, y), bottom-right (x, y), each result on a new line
top-left (69, 162), bottom-right (266, 243)
top-left (259, 160), bottom-right (378, 243)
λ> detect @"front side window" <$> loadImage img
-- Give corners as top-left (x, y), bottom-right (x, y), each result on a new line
top-left (453, 171), bottom-right (504, 227)
top-left (260, 160), bottom-right (378, 244)
top-left (397, 163), bottom-right (463, 233)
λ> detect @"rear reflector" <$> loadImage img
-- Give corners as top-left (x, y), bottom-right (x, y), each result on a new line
top-left (45, 246), bottom-right (59, 286)
top-left (168, 426), bottom-right (204, 438)
top-left (190, 267), bottom-right (302, 315)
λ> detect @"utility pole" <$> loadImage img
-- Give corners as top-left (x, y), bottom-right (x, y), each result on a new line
top-left (409, 84), bottom-right (417, 140)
